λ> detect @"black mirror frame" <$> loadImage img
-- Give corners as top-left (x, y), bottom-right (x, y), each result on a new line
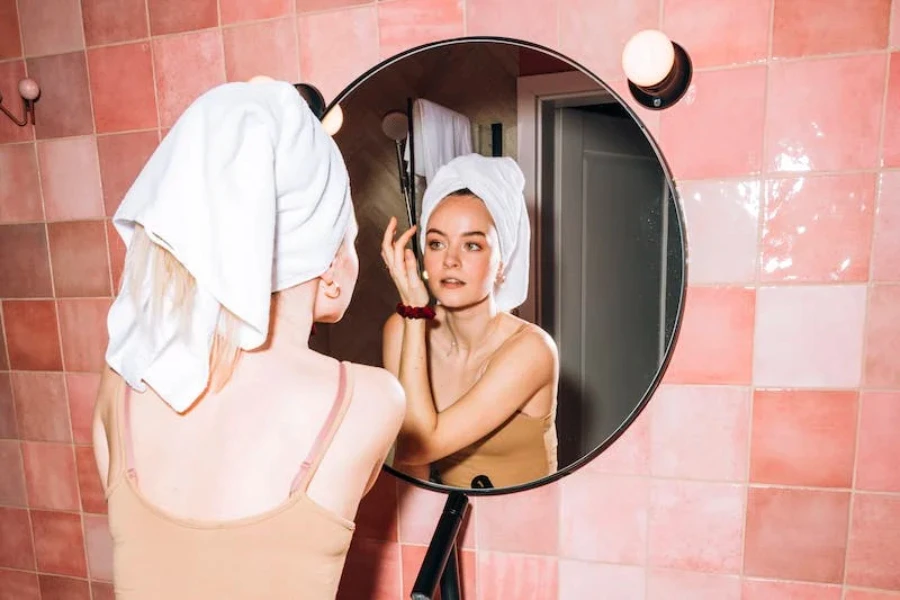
top-left (326, 36), bottom-right (689, 497)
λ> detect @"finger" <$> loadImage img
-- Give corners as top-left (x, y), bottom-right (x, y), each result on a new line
top-left (381, 217), bottom-right (397, 268)
top-left (398, 224), bottom-right (418, 250)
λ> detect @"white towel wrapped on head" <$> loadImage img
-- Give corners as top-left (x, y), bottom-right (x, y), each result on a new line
top-left (106, 80), bottom-right (352, 413)
top-left (419, 153), bottom-right (529, 312)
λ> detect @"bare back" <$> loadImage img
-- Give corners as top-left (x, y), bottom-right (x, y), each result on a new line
top-left (93, 351), bottom-right (404, 524)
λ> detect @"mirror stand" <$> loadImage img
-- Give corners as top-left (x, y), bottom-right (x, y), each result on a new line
top-left (410, 491), bottom-right (469, 600)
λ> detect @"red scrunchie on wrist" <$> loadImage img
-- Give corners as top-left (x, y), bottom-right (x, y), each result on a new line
top-left (396, 303), bottom-right (436, 320)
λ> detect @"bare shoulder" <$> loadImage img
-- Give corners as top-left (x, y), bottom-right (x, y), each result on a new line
top-left (501, 315), bottom-right (558, 363)
top-left (346, 363), bottom-right (406, 432)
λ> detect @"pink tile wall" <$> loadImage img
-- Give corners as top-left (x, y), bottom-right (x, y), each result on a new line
top-left (0, 0), bottom-right (897, 598)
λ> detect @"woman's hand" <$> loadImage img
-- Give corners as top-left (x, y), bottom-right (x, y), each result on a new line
top-left (381, 216), bottom-right (430, 307)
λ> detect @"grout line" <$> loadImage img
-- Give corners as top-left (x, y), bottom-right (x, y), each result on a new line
top-left (143, 0), bottom-right (163, 138)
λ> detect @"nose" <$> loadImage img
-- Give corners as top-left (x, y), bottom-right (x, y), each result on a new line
top-left (443, 246), bottom-right (460, 268)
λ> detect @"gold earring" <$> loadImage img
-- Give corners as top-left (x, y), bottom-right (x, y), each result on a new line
top-left (324, 282), bottom-right (341, 299)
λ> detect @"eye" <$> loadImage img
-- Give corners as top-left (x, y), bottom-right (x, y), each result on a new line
top-left (464, 242), bottom-right (482, 251)
top-left (427, 239), bottom-right (444, 250)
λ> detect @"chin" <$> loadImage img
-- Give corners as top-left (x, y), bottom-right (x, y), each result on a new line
top-left (432, 289), bottom-right (491, 311)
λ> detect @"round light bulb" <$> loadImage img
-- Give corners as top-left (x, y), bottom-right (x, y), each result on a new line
top-left (322, 104), bottom-right (343, 136)
top-left (622, 30), bottom-right (676, 88)
top-left (247, 75), bottom-right (275, 83)
top-left (18, 78), bottom-right (40, 101)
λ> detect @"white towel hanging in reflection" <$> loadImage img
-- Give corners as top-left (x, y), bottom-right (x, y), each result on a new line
top-left (403, 98), bottom-right (473, 184)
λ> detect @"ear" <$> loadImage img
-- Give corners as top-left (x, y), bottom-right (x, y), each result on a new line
top-left (495, 261), bottom-right (505, 285)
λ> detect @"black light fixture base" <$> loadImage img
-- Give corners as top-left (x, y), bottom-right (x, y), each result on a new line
top-left (294, 83), bottom-right (327, 120)
top-left (627, 42), bottom-right (693, 111)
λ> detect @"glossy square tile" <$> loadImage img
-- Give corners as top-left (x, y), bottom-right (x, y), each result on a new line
top-left (0, 374), bottom-right (15, 437)
top-left (297, 0), bottom-right (372, 12)
top-left (221, 0), bottom-right (291, 24)
top-left (741, 579), bottom-right (842, 600)
top-left (400, 544), bottom-right (476, 600)
top-left (846, 493), bottom-right (900, 590)
top-left (893, 0), bottom-right (900, 48)
top-left (47, 221), bottom-right (112, 297)
top-left (559, 561), bottom-right (644, 600)
top-left (679, 179), bottom-right (760, 285)
top-left (11, 372), bottom-right (71, 442)
top-left (21, 442), bottom-right (79, 510)
top-left (377, 0), bottom-right (463, 59)
top-left (659, 67), bottom-right (766, 179)
top-left (478, 552), bottom-right (558, 600)
top-left (467, 0), bottom-right (558, 48)
top-left (148, 0), bottom-right (218, 35)
top-left (31, 509), bottom-right (87, 578)
top-left (0, 440), bottom-right (26, 506)
top-left (57, 299), bottom-right (112, 373)
top-left (2, 300), bottom-right (63, 371)
top-left (846, 591), bottom-right (900, 600)
top-left (0, 569), bottom-right (40, 600)
top-left (0, 143), bottom-right (42, 222)
top-left (650, 385), bottom-right (750, 481)
top-left (223, 18), bottom-right (300, 83)
top-left (88, 43), bottom-right (158, 133)
top-left (585, 405), bottom-right (650, 475)
top-left (761, 174), bottom-right (877, 282)
top-left (873, 171), bottom-right (900, 281)
top-left (863, 284), bottom-right (900, 388)
top-left (559, 471), bottom-right (648, 564)
top-left (354, 472), bottom-right (397, 541)
top-left (336, 538), bottom-right (400, 600)
top-left (477, 483), bottom-right (558, 555)
top-left (152, 30), bottom-right (226, 127)
top-left (75, 446), bottom-right (105, 514)
top-left (744, 487), bottom-right (850, 583)
top-left (753, 285), bottom-right (867, 387)
top-left (97, 131), bottom-right (158, 217)
top-left (81, 0), bottom-right (148, 46)
top-left (0, 0), bottom-right (22, 59)
top-left (0, 224), bottom-right (53, 298)
top-left (17, 0), bottom-right (84, 56)
top-left (558, 0), bottom-right (659, 79)
top-left (26, 52), bottom-right (94, 140)
top-left (66, 373), bottom-right (100, 445)
top-left (856, 392), bottom-right (900, 492)
top-left (38, 575), bottom-right (90, 600)
top-left (0, 61), bottom-right (34, 144)
top-left (298, 6), bottom-right (379, 101)
top-left (0, 507), bottom-right (36, 569)
top-left (750, 390), bottom-right (857, 488)
top-left (83, 514), bottom-right (113, 581)
top-left (646, 569), bottom-right (741, 600)
top-left (663, 0), bottom-right (770, 68)
top-left (663, 286), bottom-right (756, 385)
top-left (883, 54), bottom-right (900, 168)
top-left (38, 137), bottom-right (104, 221)
top-left (765, 55), bottom-right (886, 173)
top-left (648, 480), bottom-right (745, 573)
top-left (772, 0), bottom-right (890, 58)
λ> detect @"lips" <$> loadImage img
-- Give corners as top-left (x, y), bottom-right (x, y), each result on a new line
top-left (440, 278), bottom-right (465, 288)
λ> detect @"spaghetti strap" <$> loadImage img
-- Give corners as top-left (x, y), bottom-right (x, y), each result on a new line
top-left (290, 362), bottom-right (354, 494)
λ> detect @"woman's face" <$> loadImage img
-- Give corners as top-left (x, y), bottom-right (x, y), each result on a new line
top-left (423, 194), bottom-right (501, 309)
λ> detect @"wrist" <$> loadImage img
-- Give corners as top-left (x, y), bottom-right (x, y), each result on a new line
top-left (396, 302), bottom-right (435, 320)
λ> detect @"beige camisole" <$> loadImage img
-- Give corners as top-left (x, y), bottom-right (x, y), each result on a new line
top-left (104, 363), bottom-right (356, 599)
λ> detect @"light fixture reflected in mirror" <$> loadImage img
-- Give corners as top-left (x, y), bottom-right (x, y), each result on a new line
top-left (622, 29), bottom-right (692, 110)
top-left (0, 77), bottom-right (40, 126)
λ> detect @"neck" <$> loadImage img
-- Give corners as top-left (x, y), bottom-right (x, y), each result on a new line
top-left (255, 282), bottom-right (318, 356)
top-left (442, 296), bottom-right (500, 352)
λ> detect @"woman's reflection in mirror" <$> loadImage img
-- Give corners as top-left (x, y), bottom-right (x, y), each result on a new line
top-left (381, 153), bottom-right (559, 489)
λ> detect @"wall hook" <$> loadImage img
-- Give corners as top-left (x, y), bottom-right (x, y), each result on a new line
top-left (0, 78), bottom-right (40, 127)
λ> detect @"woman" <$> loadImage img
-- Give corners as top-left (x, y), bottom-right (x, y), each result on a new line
top-left (92, 80), bottom-right (404, 599)
top-left (381, 153), bottom-right (559, 489)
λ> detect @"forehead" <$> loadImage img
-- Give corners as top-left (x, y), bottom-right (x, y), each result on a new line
top-left (428, 194), bottom-right (495, 230)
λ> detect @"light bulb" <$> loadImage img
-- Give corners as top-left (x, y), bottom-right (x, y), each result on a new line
top-left (322, 104), bottom-right (343, 136)
top-left (622, 30), bottom-right (675, 88)
top-left (18, 78), bottom-right (40, 101)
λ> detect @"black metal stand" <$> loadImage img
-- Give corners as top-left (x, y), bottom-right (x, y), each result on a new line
top-left (410, 492), bottom-right (469, 600)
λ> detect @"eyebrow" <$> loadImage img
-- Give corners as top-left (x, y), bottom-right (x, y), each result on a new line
top-left (426, 228), bottom-right (487, 238)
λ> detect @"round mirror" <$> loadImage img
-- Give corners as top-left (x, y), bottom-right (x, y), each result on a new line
top-left (312, 37), bottom-right (687, 495)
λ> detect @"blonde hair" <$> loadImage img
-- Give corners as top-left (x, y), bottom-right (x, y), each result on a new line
top-left (121, 226), bottom-right (243, 393)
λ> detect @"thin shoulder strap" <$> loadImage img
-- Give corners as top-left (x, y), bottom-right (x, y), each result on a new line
top-left (290, 362), bottom-right (355, 494)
